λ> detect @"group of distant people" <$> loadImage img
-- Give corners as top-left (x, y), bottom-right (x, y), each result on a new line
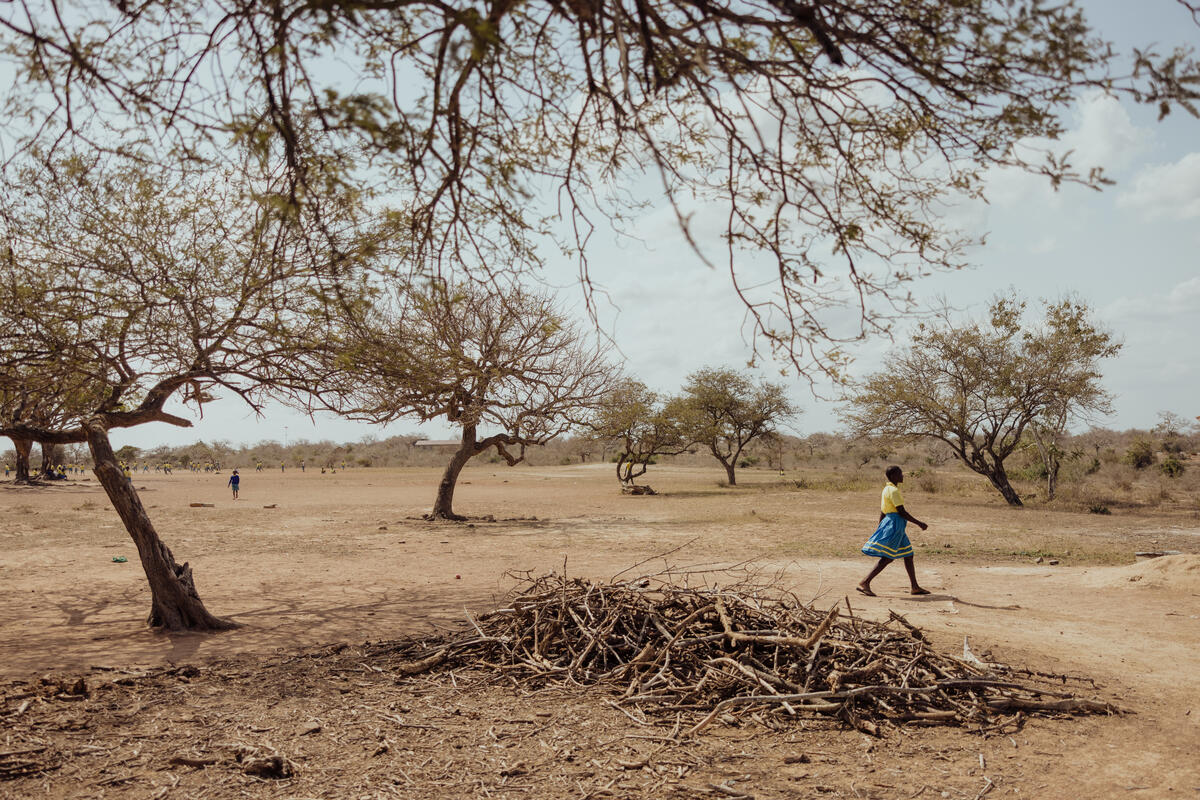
top-left (3, 463), bottom-right (85, 479)
top-left (269, 458), bottom-right (349, 473)
top-left (227, 460), bottom-right (350, 498)
top-left (4, 458), bottom-right (352, 485)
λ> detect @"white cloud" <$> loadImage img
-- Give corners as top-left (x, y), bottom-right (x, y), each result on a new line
top-left (1165, 275), bottom-right (1200, 310)
top-left (980, 161), bottom-right (1063, 210)
top-left (1103, 275), bottom-right (1200, 332)
top-left (1117, 152), bottom-right (1200, 220)
top-left (976, 92), bottom-right (1154, 212)
top-left (1061, 91), bottom-right (1149, 172)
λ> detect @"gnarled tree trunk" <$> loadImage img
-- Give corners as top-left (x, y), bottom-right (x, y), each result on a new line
top-left (430, 425), bottom-right (477, 521)
top-left (984, 464), bottom-right (1024, 507)
top-left (616, 452), bottom-right (649, 486)
top-left (430, 426), bottom-right (528, 519)
top-left (706, 438), bottom-right (743, 485)
top-left (84, 420), bottom-right (235, 631)
top-left (11, 437), bottom-right (33, 483)
top-left (713, 450), bottom-right (737, 485)
top-left (39, 441), bottom-right (58, 478)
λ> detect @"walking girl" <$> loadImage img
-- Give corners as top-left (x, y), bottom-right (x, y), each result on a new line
top-left (857, 465), bottom-right (930, 597)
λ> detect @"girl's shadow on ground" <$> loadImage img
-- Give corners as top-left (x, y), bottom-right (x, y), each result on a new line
top-left (901, 593), bottom-right (1022, 610)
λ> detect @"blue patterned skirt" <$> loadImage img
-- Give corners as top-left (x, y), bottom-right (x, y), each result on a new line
top-left (862, 513), bottom-right (913, 560)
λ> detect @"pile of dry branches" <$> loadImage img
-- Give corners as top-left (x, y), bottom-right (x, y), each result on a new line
top-left (410, 572), bottom-right (1122, 736)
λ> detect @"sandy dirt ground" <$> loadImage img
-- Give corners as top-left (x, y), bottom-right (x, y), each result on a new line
top-left (1, 464), bottom-right (1199, 799)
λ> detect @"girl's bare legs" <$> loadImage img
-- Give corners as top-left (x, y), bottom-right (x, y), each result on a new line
top-left (903, 556), bottom-right (929, 594)
top-left (857, 557), bottom-right (891, 596)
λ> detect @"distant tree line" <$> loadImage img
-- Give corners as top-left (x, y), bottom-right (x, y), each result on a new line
top-left (13, 417), bottom-right (1193, 496)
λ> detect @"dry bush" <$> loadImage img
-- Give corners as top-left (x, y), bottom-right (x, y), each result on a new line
top-left (910, 468), bottom-right (942, 494)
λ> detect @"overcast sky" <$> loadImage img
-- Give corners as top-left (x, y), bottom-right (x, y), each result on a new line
top-left (109, 0), bottom-right (1199, 450)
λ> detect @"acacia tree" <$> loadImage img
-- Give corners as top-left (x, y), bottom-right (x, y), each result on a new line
top-left (591, 380), bottom-right (691, 490)
top-left (843, 296), bottom-right (1119, 506)
top-left (334, 281), bottom-right (620, 520)
top-left (2, 1), bottom-right (1196, 377)
top-left (0, 259), bottom-right (108, 484)
top-left (678, 368), bottom-right (799, 486)
top-left (1, 395), bottom-right (90, 484)
top-left (0, 153), bottom-right (380, 630)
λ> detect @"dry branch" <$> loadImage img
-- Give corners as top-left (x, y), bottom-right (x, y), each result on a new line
top-left (398, 572), bottom-right (1125, 737)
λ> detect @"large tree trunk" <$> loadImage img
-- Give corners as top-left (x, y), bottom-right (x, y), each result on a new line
top-left (430, 425), bottom-right (477, 520)
top-left (710, 441), bottom-right (738, 485)
top-left (39, 441), bottom-right (58, 478)
top-left (985, 464), bottom-right (1024, 507)
top-left (616, 453), bottom-right (649, 486)
top-left (83, 420), bottom-right (236, 631)
top-left (11, 437), bottom-right (33, 483)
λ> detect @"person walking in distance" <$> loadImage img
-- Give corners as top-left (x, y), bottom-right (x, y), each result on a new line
top-left (228, 469), bottom-right (241, 500)
top-left (857, 465), bottom-right (930, 597)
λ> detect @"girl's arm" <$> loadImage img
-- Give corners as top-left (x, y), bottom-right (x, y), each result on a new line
top-left (895, 505), bottom-right (927, 531)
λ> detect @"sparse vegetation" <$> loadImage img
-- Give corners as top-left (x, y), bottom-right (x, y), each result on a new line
top-left (1161, 455), bottom-right (1186, 478)
top-left (7, 422), bottom-right (1198, 515)
top-left (1124, 440), bottom-right (1157, 470)
top-left (844, 296), bottom-right (1119, 507)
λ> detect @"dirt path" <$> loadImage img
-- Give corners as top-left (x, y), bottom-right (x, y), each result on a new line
top-left (1, 465), bottom-right (1198, 797)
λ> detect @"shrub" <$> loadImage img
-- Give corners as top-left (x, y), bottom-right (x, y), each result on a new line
top-left (1161, 455), bottom-right (1185, 478)
top-left (1084, 457), bottom-right (1101, 475)
top-left (1088, 503), bottom-right (1111, 515)
top-left (1122, 440), bottom-right (1156, 470)
top-left (915, 472), bottom-right (940, 493)
top-left (1013, 461), bottom-right (1048, 481)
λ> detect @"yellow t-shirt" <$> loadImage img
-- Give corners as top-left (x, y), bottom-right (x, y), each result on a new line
top-left (881, 483), bottom-right (905, 514)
